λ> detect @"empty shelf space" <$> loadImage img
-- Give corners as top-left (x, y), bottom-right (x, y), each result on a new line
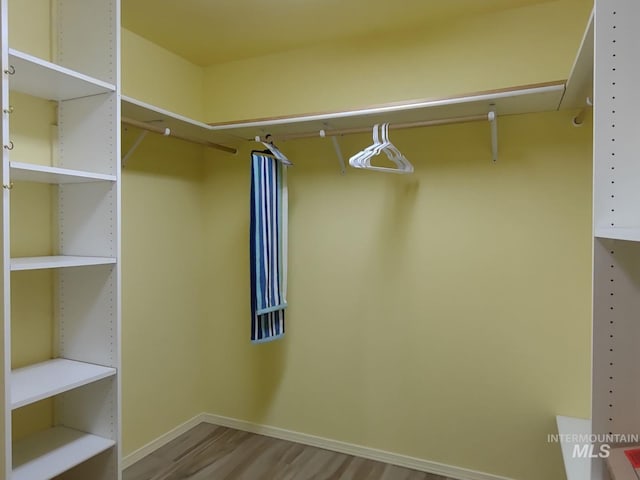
top-left (10, 256), bottom-right (116, 271)
top-left (12, 427), bottom-right (115, 480)
top-left (10, 162), bottom-right (116, 184)
top-left (556, 416), bottom-right (591, 480)
top-left (595, 228), bottom-right (640, 242)
top-left (8, 49), bottom-right (115, 101)
top-left (11, 359), bottom-right (116, 409)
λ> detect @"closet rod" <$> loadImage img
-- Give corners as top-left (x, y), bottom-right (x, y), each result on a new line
top-left (273, 113), bottom-right (489, 141)
top-left (122, 116), bottom-right (237, 154)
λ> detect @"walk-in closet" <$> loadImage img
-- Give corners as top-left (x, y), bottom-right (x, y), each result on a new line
top-left (0, 1), bottom-right (633, 479)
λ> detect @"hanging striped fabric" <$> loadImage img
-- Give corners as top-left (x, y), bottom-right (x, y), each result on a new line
top-left (250, 152), bottom-right (288, 343)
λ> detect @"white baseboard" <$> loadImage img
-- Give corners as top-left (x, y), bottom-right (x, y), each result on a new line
top-left (124, 412), bottom-right (515, 480)
top-left (201, 413), bottom-right (515, 480)
top-left (122, 414), bottom-right (207, 469)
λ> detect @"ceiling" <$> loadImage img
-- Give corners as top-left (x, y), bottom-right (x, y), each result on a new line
top-left (122, 0), bottom-right (557, 66)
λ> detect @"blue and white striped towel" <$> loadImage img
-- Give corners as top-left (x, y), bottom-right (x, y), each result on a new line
top-left (250, 152), bottom-right (288, 343)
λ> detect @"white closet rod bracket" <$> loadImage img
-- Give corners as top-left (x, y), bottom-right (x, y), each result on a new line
top-left (572, 97), bottom-right (593, 127)
top-left (489, 108), bottom-right (498, 163)
top-left (320, 129), bottom-right (346, 175)
top-left (122, 130), bottom-right (148, 167)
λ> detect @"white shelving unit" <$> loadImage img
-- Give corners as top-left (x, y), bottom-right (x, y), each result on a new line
top-left (12, 427), bottom-right (115, 480)
top-left (590, 1), bottom-right (640, 479)
top-left (10, 162), bottom-right (116, 184)
top-left (8, 49), bottom-right (115, 101)
top-left (594, 228), bottom-right (640, 242)
top-left (10, 256), bottom-right (116, 271)
top-left (1, 0), bottom-right (121, 479)
top-left (11, 359), bottom-right (116, 409)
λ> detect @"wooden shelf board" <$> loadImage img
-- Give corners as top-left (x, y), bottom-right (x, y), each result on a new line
top-left (10, 162), bottom-right (116, 184)
top-left (12, 427), bottom-right (115, 480)
top-left (11, 359), bottom-right (116, 409)
top-left (10, 256), bottom-right (116, 271)
top-left (9, 49), bottom-right (115, 101)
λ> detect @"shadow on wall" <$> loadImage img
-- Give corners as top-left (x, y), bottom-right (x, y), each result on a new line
top-left (247, 339), bottom-right (286, 421)
top-left (206, 146), bottom-right (288, 422)
top-left (121, 127), bottom-right (205, 177)
top-left (377, 176), bottom-right (420, 262)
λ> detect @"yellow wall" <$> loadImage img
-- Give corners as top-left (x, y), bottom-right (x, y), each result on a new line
top-left (119, 2), bottom-right (593, 479)
top-left (119, 29), bottom-right (210, 454)
top-left (8, 0), bottom-right (51, 60)
top-left (2, 2), bottom-right (593, 480)
top-left (204, 0), bottom-right (592, 123)
top-left (9, 93), bottom-right (55, 442)
top-left (121, 131), bottom-right (208, 454)
top-left (122, 29), bottom-right (206, 121)
top-left (5, 0), bottom-right (58, 468)
top-left (202, 111), bottom-right (592, 480)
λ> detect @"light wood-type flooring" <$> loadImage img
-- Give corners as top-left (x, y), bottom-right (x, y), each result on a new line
top-left (123, 423), bottom-right (459, 480)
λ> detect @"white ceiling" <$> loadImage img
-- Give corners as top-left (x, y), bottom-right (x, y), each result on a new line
top-left (122, 0), bottom-right (558, 66)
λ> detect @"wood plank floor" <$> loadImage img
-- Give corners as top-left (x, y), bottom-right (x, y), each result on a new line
top-left (123, 423), bottom-right (457, 480)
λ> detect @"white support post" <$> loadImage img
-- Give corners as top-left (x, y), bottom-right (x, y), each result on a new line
top-left (489, 108), bottom-right (498, 163)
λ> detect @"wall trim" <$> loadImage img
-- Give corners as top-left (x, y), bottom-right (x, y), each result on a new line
top-left (122, 414), bottom-right (206, 469)
top-left (124, 412), bottom-right (515, 480)
top-left (201, 413), bottom-right (514, 480)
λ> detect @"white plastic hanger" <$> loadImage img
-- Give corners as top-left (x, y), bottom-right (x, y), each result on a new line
top-left (380, 123), bottom-right (412, 171)
top-left (348, 124), bottom-right (375, 168)
top-left (348, 123), bottom-right (413, 174)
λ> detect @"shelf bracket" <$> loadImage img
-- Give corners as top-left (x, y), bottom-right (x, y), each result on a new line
top-left (489, 107), bottom-right (498, 163)
top-left (320, 128), bottom-right (346, 175)
top-left (122, 130), bottom-right (149, 167)
top-left (331, 136), bottom-right (346, 175)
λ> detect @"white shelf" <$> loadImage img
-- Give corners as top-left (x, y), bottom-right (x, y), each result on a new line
top-left (560, 11), bottom-right (593, 110)
top-left (11, 359), bottom-right (116, 409)
top-left (10, 256), bottom-right (116, 271)
top-left (207, 81), bottom-right (566, 139)
top-left (595, 228), bottom-right (640, 242)
top-left (121, 95), bottom-right (242, 146)
top-left (10, 162), bottom-right (116, 184)
top-left (556, 416), bottom-right (591, 480)
top-left (12, 427), bottom-right (115, 480)
top-left (8, 49), bottom-right (115, 101)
